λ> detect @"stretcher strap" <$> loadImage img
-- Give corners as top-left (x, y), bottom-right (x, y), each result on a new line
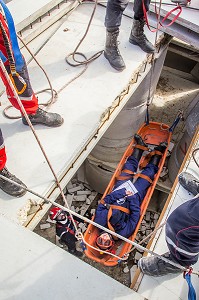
top-left (107, 208), bottom-right (116, 233)
top-left (116, 169), bottom-right (135, 181)
top-left (134, 144), bottom-right (148, 151)
top-left (116, 174), bottom-right (133, 180)
top-left (110, 205), bottom-right (130, 214)
top-left (134, 173), bottom-right (153, 184)
top-left (139, 150), bottom-right (163, 169)
top-left (107, 205), bottom-right (130, 240)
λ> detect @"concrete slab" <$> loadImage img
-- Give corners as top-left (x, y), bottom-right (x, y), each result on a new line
top-left (0, 214), bottom-right (144, 300)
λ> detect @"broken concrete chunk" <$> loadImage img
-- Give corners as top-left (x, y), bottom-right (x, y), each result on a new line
top-left (76, 190), bottom-right (92, 196)
top-left (46, 216), bottom-right (56, 224)
top-left (67, 186), bottom-right (82, 194)
top-left (134, 252), bottom-right (142, 261)
top-left (91, 209), bottom-right (96, 215)
top-left (78, 222), bottom-right (84, 229)
top-left (145, 212), bottom-right (151, 221)
top-left (64, 194), bottom-right (74, 207)
top-left (74, 195), bottom-right (87, 202)
top-left (83, 183), bottom-right (91, 190)
top-left (86, 198), bottom-right (91, 205)
top-left (40, 223), bottom-right (51, 230)
top-left (81, 224), bottom-right (87, 232)
top-left (66, 181), bottom-right (73, 190)
top-left (154, 213), bottom-right (159, 220)
top-left (123, 266), bottom-right (129, 273)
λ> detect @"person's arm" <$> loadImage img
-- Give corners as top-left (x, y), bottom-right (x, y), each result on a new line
top-left (103, 188), bottom-right (126, 204)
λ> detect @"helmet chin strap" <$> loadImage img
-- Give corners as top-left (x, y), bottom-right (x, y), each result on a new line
top-left (58, 218), bottom-right (67, 224)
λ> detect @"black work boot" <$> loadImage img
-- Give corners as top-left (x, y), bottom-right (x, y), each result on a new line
top-left (132, 134), bottom-right (147, 161)
top-left (0, 167), bottom-right (27, 197)
top-left (138, 252), bottom-right (182, 276)
top-left (178, 172), bottom-right (199, 196)
top-left (104, 28), bottom-right (126, 72)
top-left (69, 249), bottom-right (83, 257)
top-left (22, 108), bottom-right (64, 127)
top-left (149, 142), bottom-right (168, 166)
top-left (129, 19), bottom-right (155, 53)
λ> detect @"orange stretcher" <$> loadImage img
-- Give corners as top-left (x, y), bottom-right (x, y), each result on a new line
top-left (83, 122), bottom-right (172, 266)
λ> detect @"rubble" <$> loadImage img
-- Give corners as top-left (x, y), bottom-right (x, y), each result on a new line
top-left (127, 209), bottom-right (160, 273)
top-left (40, 223), bottom-right (51, 230)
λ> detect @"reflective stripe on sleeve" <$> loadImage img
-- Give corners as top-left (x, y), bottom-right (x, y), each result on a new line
top-left (166, 236), bottom-right (199, 256)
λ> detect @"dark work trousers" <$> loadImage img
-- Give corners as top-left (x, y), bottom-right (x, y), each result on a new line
top-left (60, 232), bottom-right (77, 252)
top-left (105, 0), bottom-right (151, 29)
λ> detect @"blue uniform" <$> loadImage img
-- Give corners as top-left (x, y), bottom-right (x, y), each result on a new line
top-left (166, 196), bottom-right (199, 267)
top-left (94, 156), bottom-right (158, 238)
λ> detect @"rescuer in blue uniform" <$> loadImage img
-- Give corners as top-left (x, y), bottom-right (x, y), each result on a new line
top-left (138, 172), bottom-right (199, 276)
top-left (94, 134), bottom-right (167, 238)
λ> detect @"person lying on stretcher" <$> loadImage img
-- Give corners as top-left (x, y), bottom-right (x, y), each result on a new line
top-left (94, 134), bottom-right (167, 247)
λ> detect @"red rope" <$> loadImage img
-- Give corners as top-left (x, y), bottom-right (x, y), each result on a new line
top-left (142, 0), bottom-right (182, 32)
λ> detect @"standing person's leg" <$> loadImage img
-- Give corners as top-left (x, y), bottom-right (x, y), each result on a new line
top-left (104, 0), bottom-right (129, 71)
top-left (61, 233), bottom-right (83, 257)
top-left (0, 129), bottom-right (27, 197)
top-left (0, 10), bottom-right (63, 127)
top-left (129, 0), bottom-right (155, 53)
top-left (3, 60), bottom-right (64, 127)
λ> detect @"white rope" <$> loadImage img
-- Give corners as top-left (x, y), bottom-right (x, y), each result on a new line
top-left (0, 174), bottom-right (199, 276)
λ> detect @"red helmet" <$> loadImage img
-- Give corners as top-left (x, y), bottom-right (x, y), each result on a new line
top-left (96, 232), bottom-right (114, 251)
top-left (49, 207), bottom-right (62, 220)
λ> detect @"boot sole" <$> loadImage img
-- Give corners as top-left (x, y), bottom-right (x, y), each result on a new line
top-left (129, 38), bottom-right (155, 54)
top-left (104, 52), bottom-right (126, 72)
top-left (22, 118), bottom-right (64, 127)
top-left (0, 187), bottom-right (27, 197)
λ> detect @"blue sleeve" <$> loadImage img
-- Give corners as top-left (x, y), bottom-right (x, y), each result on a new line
top-left (104, 188), bottom-right (126, 204)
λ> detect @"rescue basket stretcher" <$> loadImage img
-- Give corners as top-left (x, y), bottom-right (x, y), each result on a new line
top-left (83, 122), bottom-right (172, 266)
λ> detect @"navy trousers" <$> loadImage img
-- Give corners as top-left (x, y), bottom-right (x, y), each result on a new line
top-left (105, 0), bottom-right (151, 29)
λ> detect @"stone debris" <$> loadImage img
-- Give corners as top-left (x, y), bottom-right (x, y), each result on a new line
top-left (127, 210), bottom-right (160, 277)
top-left (67, 186), bottom-right (82, 194)
top-left (91, 209), bottom-right (96, 215)
top-left (64, 194), bottom-right (74, 208)
top-left (123, 266), bottom-right (129, 273)
top-left (56, 235), bottom-right (64, 248)
top-left (60, 176), bottom-right (99, 227)
top-left (134, 252), bottom-right (142, 261)
top-left (46, 216), bottom-right (56, 224)
top-left (40, 223), bottom-right (51, 230)
top-left (76, 190), bottom-right (92, 196)
top-left (74, 195), bottom-right (87, 202)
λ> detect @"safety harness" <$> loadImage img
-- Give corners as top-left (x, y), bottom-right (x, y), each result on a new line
top-left (57, 216), bottom-right (79, 237)
top-left (0, 2), bottom-right (26, 94)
